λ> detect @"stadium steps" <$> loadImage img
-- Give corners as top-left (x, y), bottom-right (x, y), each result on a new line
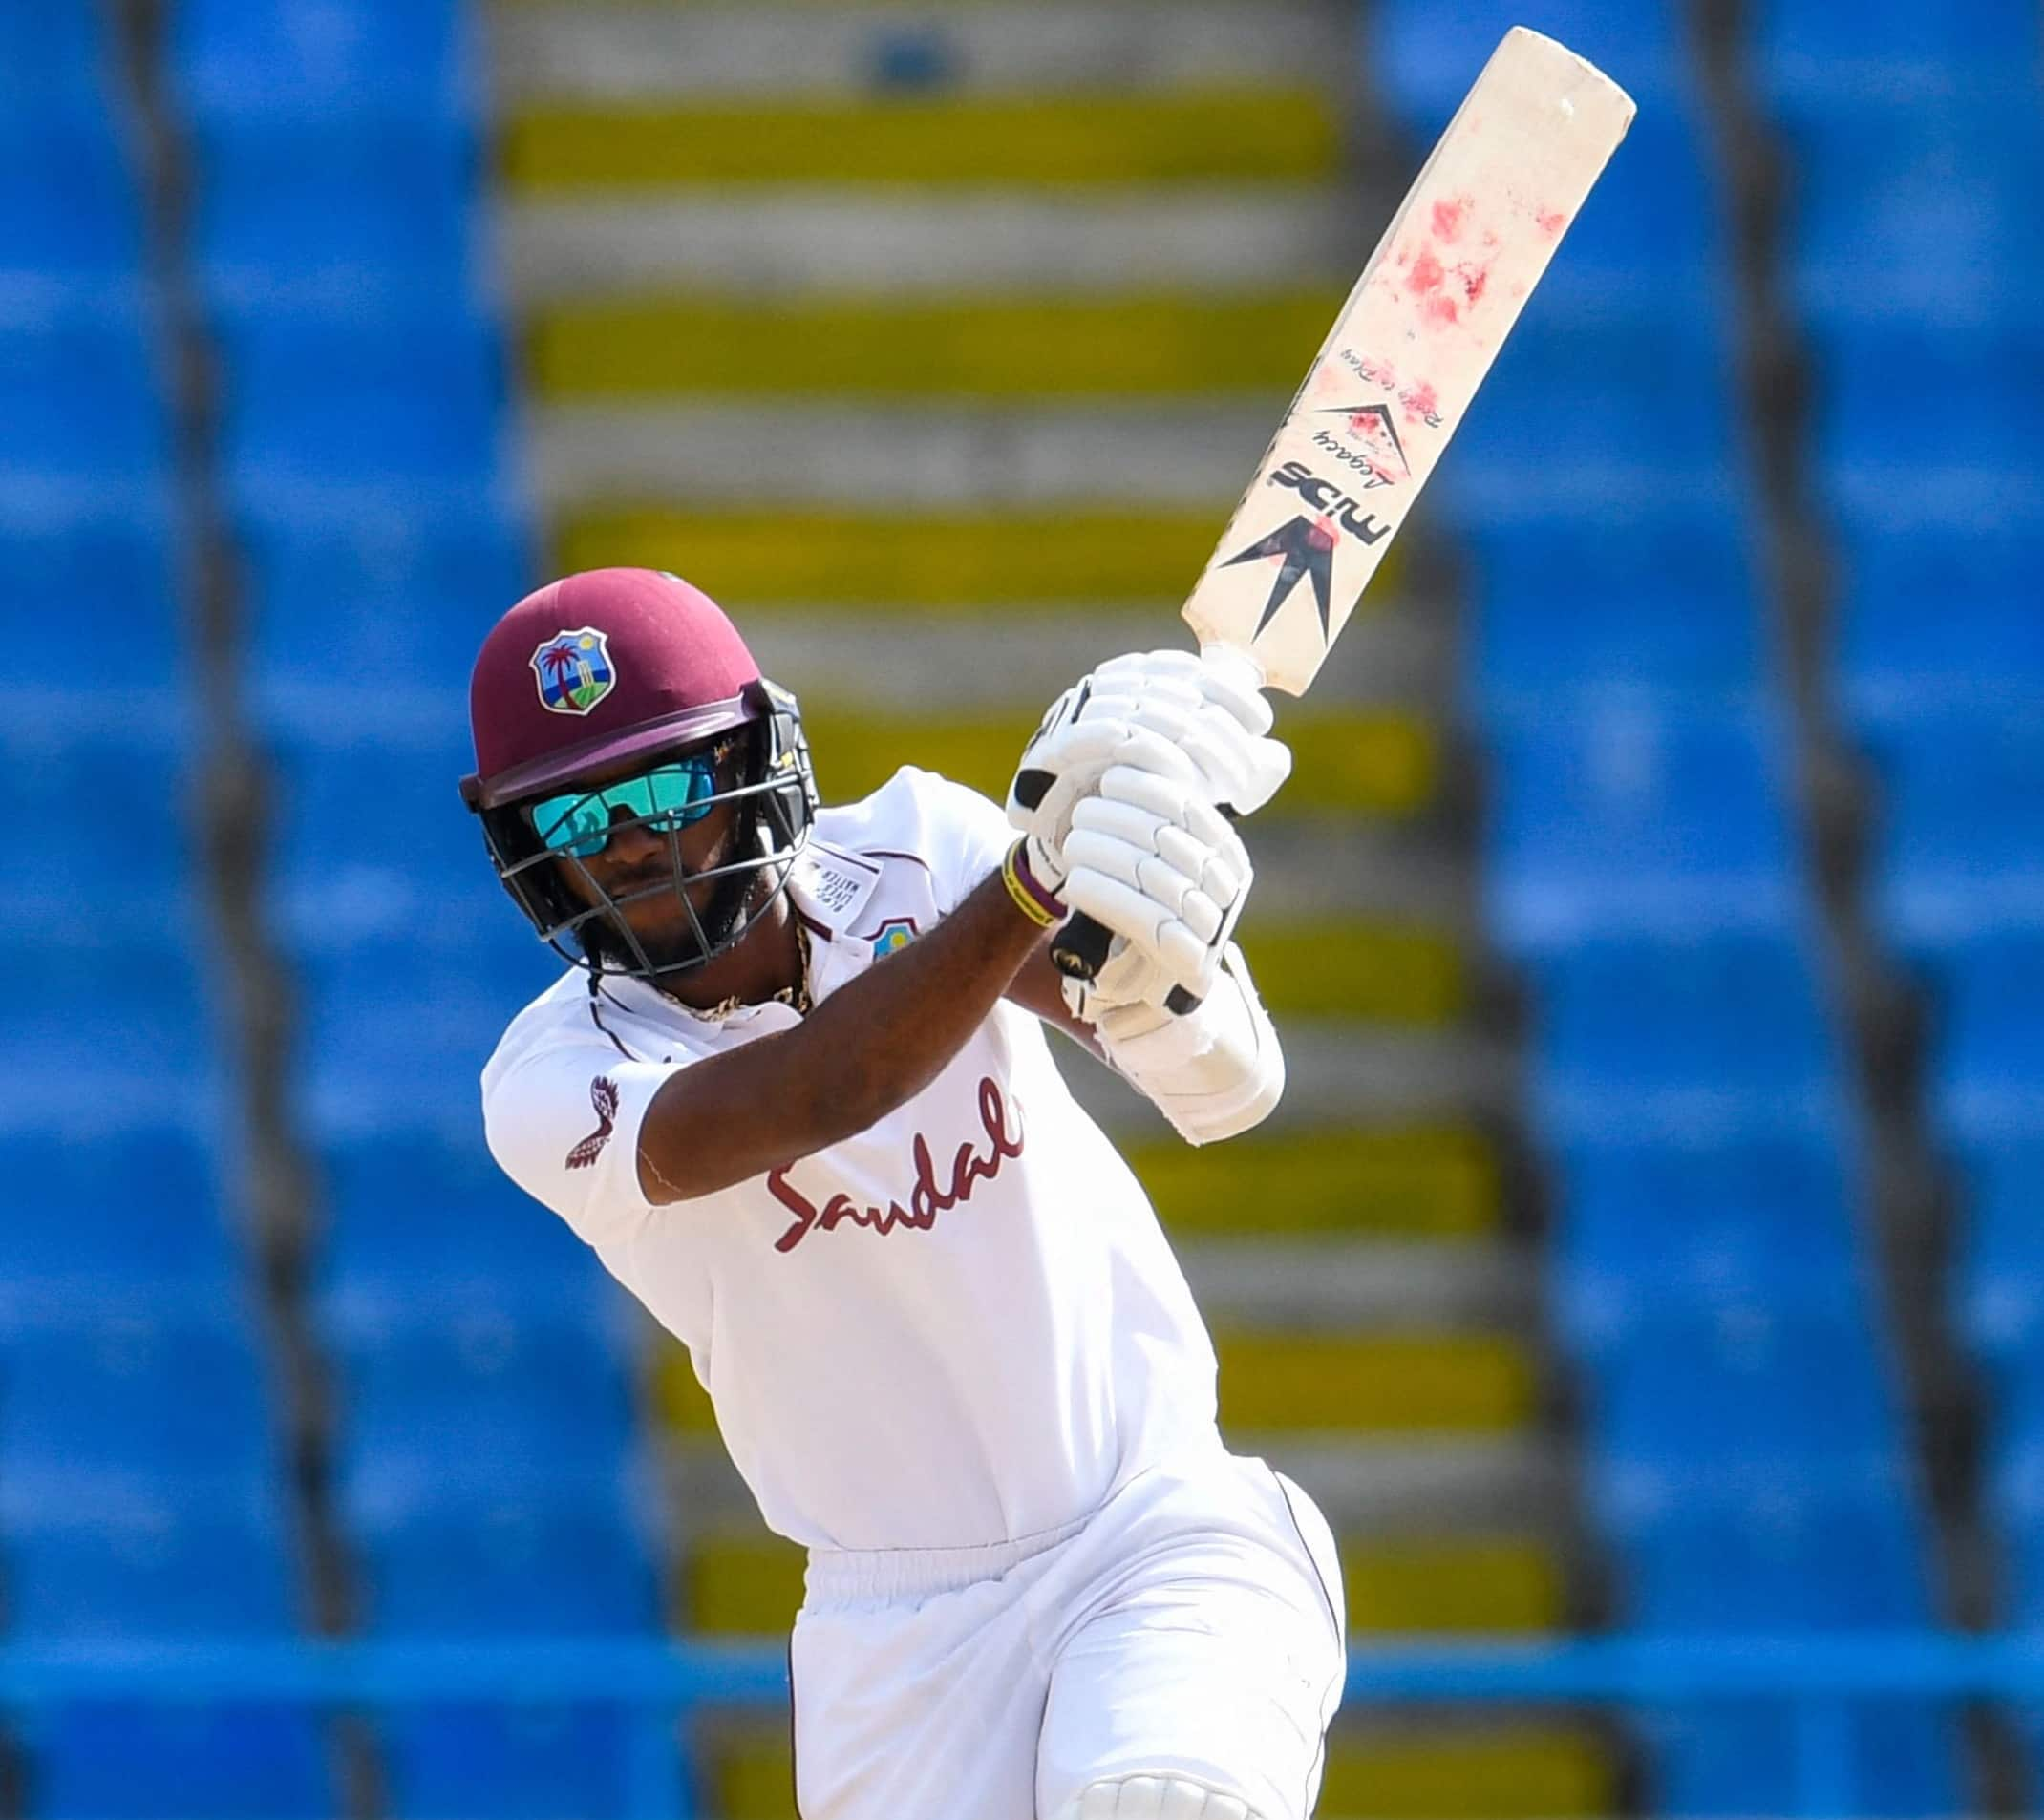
top-left (486, 2), bottom-right (1593, 1809)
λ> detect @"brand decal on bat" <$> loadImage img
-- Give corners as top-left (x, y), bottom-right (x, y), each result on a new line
top-left (1317, 403), bottom-right (1411, 479)
top-left (1312, 426), bottom-right (1400, 489)
top-left (1223, 515), bottom-right (1337, 639)
top-left (1267, 461), bottom-right (1392, 545)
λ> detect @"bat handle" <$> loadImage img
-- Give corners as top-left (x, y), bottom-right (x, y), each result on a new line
top-left (1050, 915), bottom-right (1207, 1016)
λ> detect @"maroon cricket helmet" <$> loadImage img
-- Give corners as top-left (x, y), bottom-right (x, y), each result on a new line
top-left (460, 568), bottom-right (818, 979)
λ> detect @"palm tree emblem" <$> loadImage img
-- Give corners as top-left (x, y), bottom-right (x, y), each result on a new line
top-left (530, 628), bottom-right (616, 716)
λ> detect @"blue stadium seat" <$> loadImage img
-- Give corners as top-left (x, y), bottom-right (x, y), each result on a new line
top-left (293, 939), bottom-right (560, 1136)
top-left (1618, 1493), bottom-right (1938, 1631)
top-left (1444, 307), bottom-right (1743, 524)
top-left (0, 503), bottom-right (183, 693)
top-left (1640, 1700), bottom-right (1965, 1818)
top-left (1753, 0), bottom-right (2041, 110)
top-left (381, 1704), bottom-right (672, 1820)
top-left (0, 302), bottom-right (172, 505)
top-left (1834, 525), bottom-right (2044, 722)
top-left (0, 935), bottom-right (222, 1119)
top-left (1549, 1135), bottom-right (1864, 1351)
top-left (1808, 326), bottom-right (2044, 505)
top-left (1780, 107), bottom-right (2044, 330)
top-left (214, 307), bottom-right (508, 518)
top-left (1582, 1307), bottom-right (1911, 1526)
top-left (1927, 935), bottom-right (2044, 1148)
top-left (0, 114), bottom-right (147, 294)
top-left (245, 506), bottom-right (533, 702)
top-left (357, 1499), bottom-right (658, 1638)
top-left (1951, 1142), bottom-right (2044, 1372)
top-left (4, 1505), bottom-right (301, 1638)
top-left (190, 115), bottom-right (479, 309)
top-left (1526, 933), bottom-right (1846, 1144)
top-left (313, 1122), bottom-right (620, 1335)
top-left (1461, 509), bottom-right (1765, 712)
top-left (24, 1704), bottom-right (339, 1820)
top-left (0, 5), bottom-right (123, 122)
top-left (0, 1320), bottom-right (283, 1522)
top-left (1374, 0), bottom-right (1694, 125)
top-left (0, 1123), bottom-right (239, 1328)
top-left (170, 0), bottom-right (479, 123)
top-left (328, 1318), bottom-right (640, 1528)
top-left (1867, 718), bottom-right (2044, 953)
top-left (1483, 709), bottom-right (1800, 951)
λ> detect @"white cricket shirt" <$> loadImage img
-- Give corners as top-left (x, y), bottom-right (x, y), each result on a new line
top-left (480, 767), bottom-right (1221, 1552)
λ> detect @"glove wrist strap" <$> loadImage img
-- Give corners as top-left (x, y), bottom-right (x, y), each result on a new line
top-left (1002, 839), bottom-right (1066, 930)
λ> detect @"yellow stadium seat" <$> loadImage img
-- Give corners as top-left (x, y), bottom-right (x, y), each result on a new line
top-left (1126, 1126), bottom-right (1501, 1239)
top-left (1213, 1330), bottom-right (1534, 1434)
top-left (1341, 1535), bottom-right (1566, 1635)
top-left (683, 1531), bottom-right (808, 1636)
top-left (502, 91), bottom-right (1339, 190)
top-left (527, 289), bottom-right (1343, 400)
top-left (1239, 917), bottom-right (1466, 1026)
top-left (1318, 1725), bottom-right (1615, 1819)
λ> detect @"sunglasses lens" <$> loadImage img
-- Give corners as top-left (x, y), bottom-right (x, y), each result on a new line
top-left (644, 756), bottom-right (716, 831)
top-left (530, 753), bottom-right (719, 858)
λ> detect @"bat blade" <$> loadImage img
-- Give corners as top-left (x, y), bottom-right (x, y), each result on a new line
top-left (1186, 27), bottom-right (1635, 696)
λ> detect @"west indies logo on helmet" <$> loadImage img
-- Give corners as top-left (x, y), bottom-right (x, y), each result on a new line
top-left (460, 568), bottom-right (818, 980)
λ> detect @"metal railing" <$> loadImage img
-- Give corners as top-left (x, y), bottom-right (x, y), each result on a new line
top-left (4, 1632), bottom-right (2037, 1817)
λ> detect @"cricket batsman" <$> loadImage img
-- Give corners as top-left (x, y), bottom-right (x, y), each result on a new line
top-left (462, 566), bottom-right (1348, 1820)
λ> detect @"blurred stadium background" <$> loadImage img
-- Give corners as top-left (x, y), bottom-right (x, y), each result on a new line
top-left (2, 0), bottom-right (2040, 1814)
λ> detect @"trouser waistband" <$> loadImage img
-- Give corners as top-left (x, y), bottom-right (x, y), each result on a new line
top-left (803, 1509), bottom-right (1093, 1607)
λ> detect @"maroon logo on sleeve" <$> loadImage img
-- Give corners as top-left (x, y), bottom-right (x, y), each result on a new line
top-left (566, 1076), bottom-right (620, 1170)
top-left (768, 1076), bottom-right (1025, 1254)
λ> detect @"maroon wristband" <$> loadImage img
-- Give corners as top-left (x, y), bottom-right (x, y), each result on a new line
top-left (1006, 839), bottom-right (1067, 923)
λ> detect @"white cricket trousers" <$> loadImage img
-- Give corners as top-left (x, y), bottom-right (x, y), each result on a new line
top-left (787, 1441), bottom-right (1349, 1820)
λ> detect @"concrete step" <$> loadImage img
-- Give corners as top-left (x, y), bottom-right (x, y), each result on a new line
top-left (1178, 1238), bottom-right (1537, 1333)
top-left (739, 604), bottom-right (1449, 713)
top-left (489, 2), bottom-right (1349, 103)
top-left (500, 188), bottom-right (1359, 303)
top-left (661, 1429), bottom-right (1569, 1541)
top-left (525, 401), bottom-right (1288, 513)
top-left (1062, 1023), bottom-right (1516, 1132)
top-left (500, 88), bottom-right (1340, 192)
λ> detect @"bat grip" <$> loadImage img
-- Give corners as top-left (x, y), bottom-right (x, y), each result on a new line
top-left (1051, 914), bottom-right (1207, 1016)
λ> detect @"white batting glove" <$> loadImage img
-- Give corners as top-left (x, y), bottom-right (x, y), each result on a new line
top-left (1097, 942), bottom-right (1284, 1145)
top-left (1058, 763), bottom-right (1253, 1006)
top-left (1007, 649), bottom-right (1289, 890)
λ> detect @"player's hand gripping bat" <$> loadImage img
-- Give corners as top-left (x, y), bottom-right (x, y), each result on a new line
top-left (1049, 27), bottom-right (1635, 1003)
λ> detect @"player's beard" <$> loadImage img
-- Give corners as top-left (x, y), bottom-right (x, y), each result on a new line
top-left (587, 813), bottom-right (772, 976)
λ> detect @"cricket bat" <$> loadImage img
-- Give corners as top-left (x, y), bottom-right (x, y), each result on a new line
top-left (1051, 26), bottom-right (1635, 994)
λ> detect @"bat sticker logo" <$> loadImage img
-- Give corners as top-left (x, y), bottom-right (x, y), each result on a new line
top-left (1223, 516), bottom-right (1337, 640)
top-left (1267, 461), bottom-right (1393, 545)
top-left (1319, 402), bottom-right (1411, 476)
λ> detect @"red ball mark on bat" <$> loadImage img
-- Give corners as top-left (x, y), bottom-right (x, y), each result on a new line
top-left (1458, 263), bottom-right (1490, 306)
top-left (1309, 517), bottom-right (1339, 552)
top-left (1421, 293), bottom-right (1460, 326)
top-left (1432, 195), bottom-right (1472, 243)
top-left (1403, 381), bottom-right (1439, 423)
top-left (1407, 248), bottom-right (1445, 295)
top-left (1536, 207), bottom-right (1568, 238)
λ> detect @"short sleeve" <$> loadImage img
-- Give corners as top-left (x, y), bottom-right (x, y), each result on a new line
top-left (893, 767), bottom-right (1016, 916)
top-left (481, 1040), bottom-right (682, 1249)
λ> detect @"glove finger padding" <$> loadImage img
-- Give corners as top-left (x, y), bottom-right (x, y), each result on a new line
top-left (1059, 788), bottom-right (1252, 1003)
top-left (1095, 942), bottom-right (1284, 1146)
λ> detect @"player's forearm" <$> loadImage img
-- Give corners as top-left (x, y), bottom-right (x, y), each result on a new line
top-left (637, 854), bottom-right (1051, 1201)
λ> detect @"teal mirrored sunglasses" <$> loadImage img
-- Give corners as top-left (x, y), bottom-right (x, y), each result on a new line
top-left (528, 753), bottom-right (719, 860)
